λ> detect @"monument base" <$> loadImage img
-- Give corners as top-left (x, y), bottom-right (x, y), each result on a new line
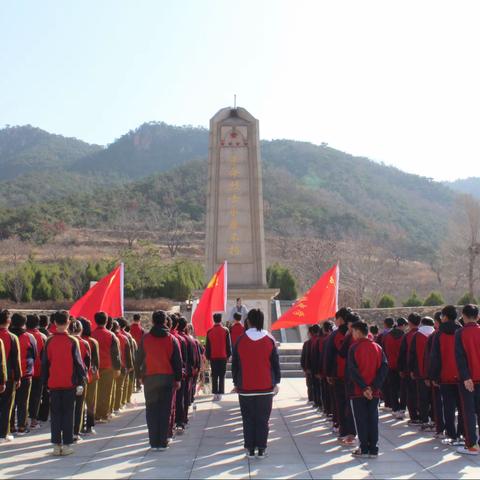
top-left (227, 288), bottom-right (279, 330)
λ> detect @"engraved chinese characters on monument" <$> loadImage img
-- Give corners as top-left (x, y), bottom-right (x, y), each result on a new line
top-left (206, 107), bottom-right (267, 288)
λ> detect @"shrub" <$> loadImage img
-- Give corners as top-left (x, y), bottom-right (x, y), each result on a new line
top-left (458, 292), bottom-right (479, 306)
top-left (403, 291), bottom-right (423, 307)
top-left (377, 294), bottom-right (395, 308)
top-left (267, 263), bottom-right (298, 301)
top-left (423, 291), bottom-right (445, 306)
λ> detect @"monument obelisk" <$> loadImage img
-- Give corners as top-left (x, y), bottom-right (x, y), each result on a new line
top-left (205, 106), bottom-right (277, 327)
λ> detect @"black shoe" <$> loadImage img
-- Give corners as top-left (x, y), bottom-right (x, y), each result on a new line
top-left (257, 449), bottom-right (268, 459)
top-left (246, 449), bottom-right (255, 459)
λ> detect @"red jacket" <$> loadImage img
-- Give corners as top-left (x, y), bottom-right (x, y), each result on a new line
top-left (0, 339), bottom-right (6, 387)
top-left (455, 323), bottom-right (480, 383)
top-left (409, 330), bottom-right (432, 379)
top-left (398, 327), bottom-right (418, 373)
top-left (27, 328), bottom-right (47, 378)
top-left (83, 336), bottom-right (100, 383)
top-left (129, 323), bottom-right (144, 346)
top-left (232, 331), bottom-right (281, 394)
top-left (42, 332), bottom-right (86, 390)
top-left (230, 322), bottom-right (245, 347)
top-left (10, 328), bottom-right (36, 379)
top-left (430, 322), bottom-right (460, 384)
top-left (347, 338), bottom-right (388, 398)
top-left (91, 327), bottom-right (121, 371)
top-left (206, 324), bottom-right (232, 360)
top-left (136, 326), bottom-right (182, 380)
top-left (0, 328), bottom-right (22, 381)
top-left (382, 328), bottom-right (404, 371)
top-left (325, 328), bottom-right (347, 379)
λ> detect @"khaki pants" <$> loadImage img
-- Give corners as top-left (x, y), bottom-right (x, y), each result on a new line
top-left (86, 379), bottom-right (98, 429)
top-left (113, 372), bottom-right (126, 412)
top-left (96, 369), bottom-right (115, 420)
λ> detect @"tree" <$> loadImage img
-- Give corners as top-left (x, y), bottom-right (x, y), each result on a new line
top-left (458, 292), bottom-right (479, 305)
top-left (377, 294), bottom-right (395, 308)
top-left (403, 291), bottom-right (423, 307)
top-left (113, 197), bottom-right (145, 249)
top-left (267, 263), bottom-right (298, 301)
top-left (423, 292), bottom-right (445, 307)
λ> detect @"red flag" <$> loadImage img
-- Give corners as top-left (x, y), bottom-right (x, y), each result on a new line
top-left (271, 264), bottom-right (339, 330)
top-left (192, 261), bottom-right (227, 337)
top-left (70, 264), bottom-right (124, 327)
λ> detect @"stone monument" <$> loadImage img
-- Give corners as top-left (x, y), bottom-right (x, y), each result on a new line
top-left (205, 106), bottom-right (277, 327)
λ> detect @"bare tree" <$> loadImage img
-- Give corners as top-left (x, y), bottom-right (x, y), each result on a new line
top-left (113, 199), bottom-right (145, 249)
top-left (459, 195), bottom-right (480, 298)
top-left (149, 199), bottom-right (194, 258)
top-left (0, 236), bottom-right (31, 268)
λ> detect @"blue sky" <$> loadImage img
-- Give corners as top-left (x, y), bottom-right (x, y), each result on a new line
top-left (1, 0), bottom-right (479, 181)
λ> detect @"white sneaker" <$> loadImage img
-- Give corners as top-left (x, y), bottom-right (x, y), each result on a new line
top-left (457, 446), bottom-right (480, 455)
top-left (217, 395), bottom-right (223, 401)
top-left (52, 444), bottom-right (62, 456)
top-left (61, 445), bottom-right (74, 456)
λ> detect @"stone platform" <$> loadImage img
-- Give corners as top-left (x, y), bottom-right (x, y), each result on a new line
top-left (1, 379), bottom-right (480, 479)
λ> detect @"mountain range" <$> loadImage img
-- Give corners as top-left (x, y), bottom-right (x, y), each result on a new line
top-left (0, 122), bottom-right (478, 258)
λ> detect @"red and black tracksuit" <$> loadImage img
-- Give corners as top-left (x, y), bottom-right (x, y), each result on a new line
top-left (430, 321), bottom-right (463, 440)
top-left (171, 329), bottom-right (188, 428)
top-left (73, 337), bottom-right (91, 437)
top-left (347, 338), bottom-right (388, 455)
top-left (114, 331), bottom-right (133, 412)
top-left (91, 326), bottom-right (121, 420)
top-left (178, 330), bottom-right (197, 424)
top-left (27, 328), bottom-right (46, 424)
top-left (375, 329), bottom-right (391, 408)
top-left (382, 327), bottom-right (406, 413)
top-left (424, 329), bottom-right (445, 435)
top-left (0, 328), bottom-right (21, 439)
top-left (312, 333), bottom-right (331, 415)
top-left (136, 325), bottom-right (182, 448)
top-left (455, 322), bottom-right (480, 448)
top-left (398, 327), bottom-right (419, 421)
top-left (232, 330), bottom-right (281, 451)
top-left (42, 332), bottom-right (87, 445)
top-left (409, 328), bottom-right (434, 424)
top-left (9, 327), bottom-right (36, 432)
top-left (325, 325), bottom-right (355, 437)
top-left (0, 339), bottom-right (6, 391)
top-left (230, 322), bottom-right (245, 348)
top-left (206, 324), bottom-right (232, 395)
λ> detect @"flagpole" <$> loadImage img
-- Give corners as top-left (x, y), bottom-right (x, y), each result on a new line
top-left (120, 262), bottom-right (125, 316)
top-left (223, 260), bottom-right (228, 312)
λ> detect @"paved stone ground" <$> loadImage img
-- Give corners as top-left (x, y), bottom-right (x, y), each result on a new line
top-left (1, 378), bottom-right (480, 479)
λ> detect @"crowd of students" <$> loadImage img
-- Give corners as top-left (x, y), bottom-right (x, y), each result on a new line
top-left (301, 304), bottom-right (480, 457)
top-left (0, 308), bottom-right (206, 456)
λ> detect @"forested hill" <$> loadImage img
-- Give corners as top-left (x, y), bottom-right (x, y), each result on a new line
top-left (0, 122), bottom-right (473, 258)
top-left (446, 177), bottom-right (480, 199)
top-left (0, 125), bottom-right (102, 180)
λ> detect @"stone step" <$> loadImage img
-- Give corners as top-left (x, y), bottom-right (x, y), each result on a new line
top-left (225, 369), bottom-right (304, 379)
top-left (278, 349), bottom-right (302, 356)
top-left (279, 356), bottom-right (301, 363)
top-left (280, 363), bottom-right (302, 370)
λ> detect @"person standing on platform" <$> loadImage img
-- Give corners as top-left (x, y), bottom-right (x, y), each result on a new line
top-left (229, 313), bottom-right (245, 348)
top-left (26, 314), bottom-right (47, 430)
top-left (9, 313), bottom-right (36, 436)
top-left (206, 313), bottom-right (232, 402)
top-left (398, 313), bottom-right (421, 425)
top-left (232, 309), bottom-right (280, 459)
top-left (347, 321), bottom-right (388, 458)
top-left (0, 310), bottom-right (21, 443)
top-left (228, 298), bottom-right (249, 324)
top-left (91, 312), bottom-right (121, 422)
top-left (130, 314), bottom-right (144, 392)
top-left (79, 318), bottom-right (99, 435)
top-left (136, 310), bottom-right (182, 451)
top-left (455, 304), bottom-right (480, 455)
top-left (42, 311), bottom-right (86, 456)
top-left (69, 319), bottom-right (90, 442)
top-left (429, 306), bottom-right (462, 444)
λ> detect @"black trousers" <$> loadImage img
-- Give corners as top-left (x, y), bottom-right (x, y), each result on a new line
top-left (50, 389), bottom-right (76, 445)
top-left (175, 380), bottom-right (186, 426)
top-left (432, 385), bottom-right (445, 434)
top-left (11, 377), bottom-right (31, 430)
top-left (306, 373), bottom-right (313, 401)
top-left (0, 380), bottom-right (15, 438)
top-left (211, 359), bottom-right (227, 395)
top-left (416, 379), bottom-right (431, 424)
top-left (144, 376), bottom-right (174, 448)
top-left (441, 384), bottom-right (463, 440)
top-left (313, 377), bottom-right (322, 408)
top-left (459, 383), bottom-right (480, 448)
top-left (334, 379), bottom-right (355, 437)
top-left (387, 370), bottom-right (402, 412)
top-left (38, 387), bottom-right (50, 422)
top-left (239, 394), bottom-right (273, 450)
top-left (405, 376), bottom-right (419, 420)
top-left (321, 378), bottom-right (332, 415)
top-left (29, 377), bottom-right (43, 421)
top-left (351, 397), bottom-right (379, 455)
top-left (382, 373), bottom-right (391, 408)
